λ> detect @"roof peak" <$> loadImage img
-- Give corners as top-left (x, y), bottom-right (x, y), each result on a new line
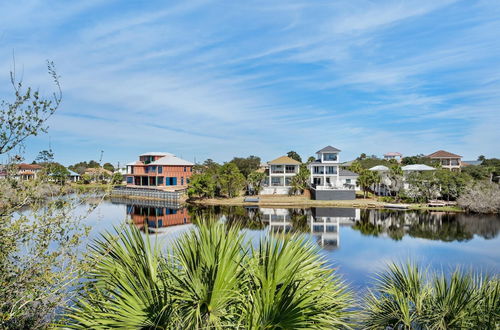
top-left (427, 150), bottom-right (462, 158)
top-left (268, 155), bottom-right (301, 165)
top-left (316, 145), bottom-right (341, 154)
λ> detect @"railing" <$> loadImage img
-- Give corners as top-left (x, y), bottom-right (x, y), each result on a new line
top-left (312, 184), bottom-right (356, 190)
top-left (111, 186), bottom-right (182, 200)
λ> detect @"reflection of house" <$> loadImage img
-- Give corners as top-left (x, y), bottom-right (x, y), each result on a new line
top-left (261, 156), bottom-right (301, 195)
top-left (308, 146), bottom-right (359, 200)
top-left (125, 152), bottom-right (194, 190)
top-left (17, 163), bottom-right (43, 180)
top-left (383, 152), bottom-right (402, 162)
top-left (260, 207), bottom-right (361, 249)
top-left (427, 150), bottom-right (462, 171)
top-left (310, 208), bottom-right (360, 249)
top-left (127, 204), bottom-right (191, 234)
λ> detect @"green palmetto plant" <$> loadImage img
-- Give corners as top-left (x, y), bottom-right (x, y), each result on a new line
top-left (361, 262), bottom-right (500, 329)
top-left (64, 221), bottom-right (353, 329)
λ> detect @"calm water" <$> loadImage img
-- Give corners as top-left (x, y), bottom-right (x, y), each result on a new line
top-left (81, 197), bottom-right (500, 291)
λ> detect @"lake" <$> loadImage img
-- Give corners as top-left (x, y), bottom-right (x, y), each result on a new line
top-left (81, 196), bottom-right (500, 292)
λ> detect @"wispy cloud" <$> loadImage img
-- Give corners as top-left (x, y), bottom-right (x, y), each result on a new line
top-left (0, 0), bottom-right (498, 164)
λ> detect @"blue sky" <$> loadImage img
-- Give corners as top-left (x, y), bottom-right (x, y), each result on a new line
top-left (0, 0), bottom-right (499, 166)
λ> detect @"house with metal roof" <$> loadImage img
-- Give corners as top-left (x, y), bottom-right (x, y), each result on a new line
top-left (125, 152), bottom-right (194, 190)
top-left (427, 150), bottom-right (462, 171)
top-left (308, 146), bottom-right (359, 200)
top-left (261, 155), bottom-right (301, 195)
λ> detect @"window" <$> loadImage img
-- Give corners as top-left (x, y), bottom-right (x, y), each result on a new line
top-left (285, 177), bottom-right (292, 186)
top-left (172, 177), bottom-right (177, 185)
top-left (313, 166), bottom-right (324, 174)
top-left (145, 166), bottom-right (149, 173)
top-left (158, 166), bottom-right (162, 174)
top-left (285, 165), bottom-right (296, 173)
top-left (271, 177), bottom-right (282, 186)
top-left (326, 177), bottom-right (330, 183)
top-left (323, 153), bottom-right (337, 161)
top-left (126, 176), bottom-right (133, 184)
top-left (326, 166), bottom-right (337, 174)
top-left (158, 177), bottom-right (164, 185)
top-left (346, 179), bottom-right (351, 184)
top-left (184, 166), bottom-right (186, 172)
top-left (181, 177), bottom-right (184, 185)
top-left (271, 165), bottom-right (284, 173)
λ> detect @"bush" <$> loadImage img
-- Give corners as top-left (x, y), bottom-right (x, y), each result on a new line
top-left (458, 182), bottom-right (500, 213)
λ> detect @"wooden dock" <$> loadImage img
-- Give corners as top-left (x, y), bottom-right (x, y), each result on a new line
top-left (111, 186), bottom-right (183, 201)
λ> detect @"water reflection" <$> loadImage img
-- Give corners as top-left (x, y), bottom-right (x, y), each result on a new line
top-left (110, 198), bottom-right (500, 245)
top-left (111, 197), bottom-right (191, 234)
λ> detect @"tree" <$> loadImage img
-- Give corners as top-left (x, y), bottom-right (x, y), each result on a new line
top-left (357, 170), bottom-right (379, 198)
top-left (230, 155), bottom-right (261, 178)
top-left (0, 61), bottom-right (94, 328)
top-left (358, 153), bottom-right (367, 160)
top-left (80, 173), bottom-right (92, 184)
top-left (478, 155), bottom-right (486, 162)
top-left (306, 156), bottom-right (316, 164)
top-left (187, 173), bottom-right (217, 198)
top-left (434, 170), bottom-right (470, 201)
top-left (103, 162), bottom-right (115, 172)
top-left (289, 163), bottom-right (310, 195)
top-left (401, 154), bottom-right (440, 167)
top-left (349, 161), bottom-right (364, 174)
top-left (50, 163), bottom-right (70, 184)
top-left (247, 171), bottom-right (266, 195)
top-left (111, 172), bottom-right (123, 184)
top-left (0, 61), bottom-right (61, 154)
top-left (387, 164), bottom-right (404, 199)
top-left (286, 151), bottom-right (302, 163)
top-left (35, 149), bottom-right (54, 164)
top-left (68, 160), bottom-right (100, 175)
top-left (218, 163), bottom-right (245, 198)
top-left (64, 223), bottom-right (353, 328)
top-left (405, 171), bottom-right (440, 202)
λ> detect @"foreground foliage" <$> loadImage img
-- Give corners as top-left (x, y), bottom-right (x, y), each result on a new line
top-left (64, 222), bottom-right (353, 329)
top-left (361, 262), bottom-right (500, 329)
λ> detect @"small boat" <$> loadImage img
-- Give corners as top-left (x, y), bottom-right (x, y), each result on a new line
top-left (384, 203), bottom-right (409, 210)
top-left (244, 197), bottom-right (260, 203)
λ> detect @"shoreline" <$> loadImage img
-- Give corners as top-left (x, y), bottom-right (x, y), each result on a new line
top-left (186, 196), bottom-right (463, 212)
top-left (107, 189), bottom-right (463, 212)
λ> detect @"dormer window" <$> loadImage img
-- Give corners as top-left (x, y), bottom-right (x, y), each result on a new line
top-left (323, 153), bottom-right (337, 161)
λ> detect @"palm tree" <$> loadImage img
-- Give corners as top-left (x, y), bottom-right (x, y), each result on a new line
top-left (360, 262), bottom-right (500, 329)
top-left (64, 222), bottom-right (353, 329)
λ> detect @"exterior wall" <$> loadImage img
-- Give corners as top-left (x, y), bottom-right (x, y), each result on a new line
top-left (311, 188), bottom-right (356, 200)
top-left (432, 157), bottom-right (461, 171)
top-left (267, 164), bottom-right (299, 188)
top-left (126, 165), bottom-right (193, 188)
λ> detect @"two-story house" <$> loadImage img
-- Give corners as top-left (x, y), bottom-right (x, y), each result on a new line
top-left (427, 150), bottom-right (462, 171)
top-left (17, 163), bottom-right (43, 180)
top-left (261, 155), bottom-right (301, 194)
top-left (125, 152), bottom-right (194, 190)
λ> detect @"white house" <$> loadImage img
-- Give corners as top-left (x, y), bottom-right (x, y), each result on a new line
top-left (261, 155), bottom-right (301, 195)
top-left (308, 146), bottom-right (359, 190)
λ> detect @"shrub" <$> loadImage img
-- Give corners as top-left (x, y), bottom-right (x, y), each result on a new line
top-left (458, 182), bottom-right (500, 213)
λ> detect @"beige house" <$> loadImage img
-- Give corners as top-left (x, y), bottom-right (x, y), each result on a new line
top-left (261, 155), bottom-right (301, 195)
top-left (427, 150), bottom-right (462, 171)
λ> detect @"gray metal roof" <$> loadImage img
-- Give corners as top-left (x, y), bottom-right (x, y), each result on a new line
top-left (401, 164), bottom-right (435, 171)
top-left (339, 169), bottom-right (358, 176)
top-left (316, 145), bottom-right (341, 154)
top-left (369, 165), bottom-right (390, 172)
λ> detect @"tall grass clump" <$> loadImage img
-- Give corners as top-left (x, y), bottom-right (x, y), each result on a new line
top-left (64, 221), bottom-right (353, 329)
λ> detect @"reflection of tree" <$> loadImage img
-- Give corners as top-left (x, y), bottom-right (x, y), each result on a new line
top-left (352, 209), bottom-right (500, 242)
top-left (289, 209), bottom-right (309, 233)
top-left (352, 221), bottom-right (383, 237)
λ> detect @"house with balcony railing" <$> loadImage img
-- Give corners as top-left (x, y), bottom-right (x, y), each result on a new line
top-left (427, 150), bottom-right (462, 171)
top-left (308, 146), bottom-right (359, 200)
top-left (261, 155), bottom-right (301, 194)
top-left (125, 152), bottom-right (193, 190)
